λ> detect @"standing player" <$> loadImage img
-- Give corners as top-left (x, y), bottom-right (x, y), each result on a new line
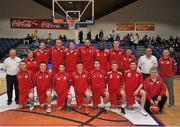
top-left (65, 41), bottom-right (80, 74)
top-left (107, 61), bottom-right (125, 114)
top-left (54, 64), bottom-right (72, 111)
top-left (144, 67), bottom-right (167, 113)
top-left (109, 40), bottom-right (124, 71)
top-left (24, 50), bottom-right (38, 73)
top-left (90, 60), bottom-right (109, 113)
top-left (34, 62), bottom-right (52, 113)
top-left (17, 61), bottom-right (34, 110)
top-left (34, 41), bottom-right (50, 68)
top-left (95, 42), bottom-right (109, 72)
top-left (71, 61), bottom-right (91, 114)
top-left (158, 48), bottom-right (177, 107)
top-left (79, 39), bottom-right (96, 71)
top-left (49, 39), bottom-right (65, 77)
top-left (123, 61), bottom-right (147, 116)
top-left (122, 48), bottom-right (136, 72)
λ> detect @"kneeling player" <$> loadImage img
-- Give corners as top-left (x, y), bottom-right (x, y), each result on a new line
top-left (90, 60), bottom-right (109, 113)
top-left (123, 61), bottom-right (147, 116)
top-left (34, 62), bottom-right (52, 113)
top-left (144, 67), bottom-right (167, 113)
top-left (17, 61), bottom-right (34, 110)
top-left (107, 61), bottom-right (126, 114)
top-left (54, 64), bottom-right (72, 111)
top-left (71, 62), bottom-right (91, 114)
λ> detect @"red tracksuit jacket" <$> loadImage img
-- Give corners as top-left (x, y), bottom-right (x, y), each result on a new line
top-left (122, 54), bottom-right (136, 72)
top-left (34, 49), bottom-right (50, 66)
top-left (144, 76), bottom-right (166, 101)
top-left (95, 49), bottom-right (109, 72)
top-left (65, 49), bottom-right (80, 73)
top-left (79, 46), bottom-right (96, 71)
top-left (158, 57), bottom-right (177, 78)
top-left (24, 58), bottom-right (38, 73)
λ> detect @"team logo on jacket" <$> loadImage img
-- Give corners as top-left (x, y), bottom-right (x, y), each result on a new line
top-left (129, 58), bottom-right (132, 61)
top-left (25, 75), bottom-right (28, 78)
top-left (104, 53), bottom-right (107, 56)
top-left (135, 74), bottom-right (139, 77)
top-left (75, 75), bottom-right (78, 78)
top-left (150, 82), bottom-right (153, 85)
top-left (157, 81), bottom-right (160, 84)
top-left (123, 58), bottom-right (126, 61)
top-left (97, 53), bottom-right (100, 56)
top-left (39, 76), bottom-right (42, 79)
top-left (67, 52), bottom-right (69, 55)
top-left (27, 62), bottom-right (30, 64)
top-left (127, 73), bottom-right (131, 77)
top-left (18, 75), bottom-right (21, 78)
top-left (46, 75), bottom-right (48, 78)
top-left (74, 52), bottom-right (77, 55)
top-left (167, 61), bottom-right (170, 64)
top-left (99, 75), bottom-right (102, 78)
top-left (83, 74), bottom-right (86, 78)
top-left (117, 75), bottom-right (120, 78)
top-left (57, 77), bottom-right (60, 80)
top-left (64, 76), bottom-right (66, 80)
top-left (33, 61), bottom-right (36, 64)
top-left (89, 50), bottom-right (91, 53)
top-left (110, 74), bottom-right (113, 78)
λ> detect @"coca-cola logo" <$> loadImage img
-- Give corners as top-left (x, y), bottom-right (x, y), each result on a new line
top-left (11, 19), bottom-right (33, 28)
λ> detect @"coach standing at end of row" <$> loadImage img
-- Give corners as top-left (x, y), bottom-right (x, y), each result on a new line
top-left (3, 49), bottom-right (21, 105)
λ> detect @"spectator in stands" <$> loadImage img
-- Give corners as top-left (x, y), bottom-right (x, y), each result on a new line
top-left (3, 49), bottom-right (21, 105)
top-left (138, 47), bottom-right (158, 79)
top-left (144, 67), bottom-right (167, 113)
top-left (169, 35), bottom-right (174, 42)
top-left (156, 35), bottom-right (161, 43)
top-left (133, 33), bottom-right (139, 51)
top-left (78, 31), bottom-right (83, 44)
top-left (58, 34), bottom-right (63, 40)
top-left (31, 30), bottom-right (39, 42)
top-left (99, 29), bottom-right (104, 41)
top-left (47, 33), bottom-right (52, 43)
top-left (142, 35), bottom-right (148, 48)
top-left (158, 48), bottom-right (177, 107)
top-left (62, 35), bottom-right (67, 41)
top-left (95, 34), bottom-right (100, 42)
top-left (128, 33), bottom-right (134, 47)
top-left (87, 30), bottom-right (91, 40)
top-left (24, 34), bottom-right (32, 45)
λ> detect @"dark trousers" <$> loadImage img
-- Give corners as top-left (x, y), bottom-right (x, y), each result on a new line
top-left (144, 95), bottom-right (167, 113)
top-left (6, 75), bottom-right (19, 103)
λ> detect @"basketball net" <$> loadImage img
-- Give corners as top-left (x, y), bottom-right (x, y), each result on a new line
top-left (67, 18), bottom-right (78, 30)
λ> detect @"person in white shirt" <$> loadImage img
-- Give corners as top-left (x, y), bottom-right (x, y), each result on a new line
top-left (138, 47), bottom-right (157, 79)
top-left (3, 49), bottom-right (21, 105)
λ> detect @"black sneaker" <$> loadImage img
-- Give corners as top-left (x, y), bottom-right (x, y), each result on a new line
top-left (100, 107), bottom-right (107, 114)
top-left (121, 107), bottom-right (125, 115)
top-left (67, 106), bottom-right (72, 112)
top-left (7, 101), bottom-right (12, 105)
top-left (16, 101), bottom-right (19, 104)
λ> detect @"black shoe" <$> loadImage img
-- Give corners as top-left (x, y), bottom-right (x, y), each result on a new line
top-left (16, 101), bottom-right (19, 104)
top-left (100, 107), bottom-right (107, 114)
top-left (159, 110), bottom-right (163, 114)
top-left (121, 107), bottom-right (126, 115)
top-left (67, 106), bottom-right (72, 112)
top-left (7, 101), bottom-right (12, 105)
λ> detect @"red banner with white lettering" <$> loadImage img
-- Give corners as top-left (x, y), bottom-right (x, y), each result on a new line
top-left (117, 23), bottom-right (135, 31)
top-left (10, 18), bottom-right (68, 29)
top-left (136, 23), bottom-right (155, 31)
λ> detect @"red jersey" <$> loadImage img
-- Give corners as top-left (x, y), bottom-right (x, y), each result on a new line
top-left (65, 49), bottom-right (80, 73)
top-left (144, 76), bottom-right (166, 101)
top-left (24, 58), bottom-right (38, 73)
top-left (109, 48), bottom-right (124, 70)
top-left (34, 49), bottom-right (50, 66)
top-left (34, 71), bottom-right (52, 94)
top-left (54, 72), bottom-right (70, 94)
top-left (90, 69), bottom-right (106, 91)
top-left (17, 70), bottom-right (34, 93)
top-left (71, 70), bottom-right (90, 94)
top-left (107, 71), bottom-right (123, 93)
top-left (158, 57), bottom-right (177, 78)
top-left (79, 46), bottom-right (96, 71)
top-left (123, 69), bottom-right (143, 96)
top-left (122, 54), bottom-right (136, 72)
top-left (95, 49), bottom-right (109, 72)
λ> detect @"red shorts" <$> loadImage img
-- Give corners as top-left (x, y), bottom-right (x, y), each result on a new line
top-left (92, 88), bottom-right (106, 106)
top-left (126, 92), bottom-right (141, 105)
top-left (57, 90), bottom-right (71, 107)
top-left (109, 89), bottom-right (121, 105)
top-left (19, 89), bottom-right (33, 105)
top-left (37, 89), bottom-right (52, 105)
top-left (75, 88), bottom-right (90, 106)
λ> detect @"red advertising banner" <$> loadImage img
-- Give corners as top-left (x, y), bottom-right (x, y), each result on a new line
top-left (10, 18), bottom-right (68, 29)
top-left (117, 23), bottom-right (135, 31)
top-left (136, 23), bottom-right (155, 31)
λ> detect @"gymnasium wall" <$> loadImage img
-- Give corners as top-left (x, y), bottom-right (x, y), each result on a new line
top-left (0, 0), bottom-right (180, 40)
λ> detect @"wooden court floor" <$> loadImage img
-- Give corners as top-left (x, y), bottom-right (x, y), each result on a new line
top-left (0, 77), bottom-right (180, 126)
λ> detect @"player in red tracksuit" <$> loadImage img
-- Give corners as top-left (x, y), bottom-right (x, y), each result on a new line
top-left (65, 41), bottom-right (80, 74)
top-left (144, 67), bottom-right (167, 113)
top-left (109, 40), bottom-right (124, 71)
top-left (49, 39), bottom-right (65, 77)
top-left (71, 61), bottom-right (91, 114)
top-left (158, 48), bottom-right (177, 107)
top-left (17, 61), bottom-right (34, 110)
top-left (79, 39), bottom-right (96, 72)
top-left (34, 41), bottom-right (50, 69)
top-left (90, 60), bottom-right (109, 113)
top-left (107, 61), bottom-right (125, 114)
top-left (122, 48), bottom-right (136, 72)
top-left (34, 62), bottom-right (52, 113)
top-left (123, 61), bottom-right (147, 116)
top-left (95, 42), bottom-right (109, 72)
top-left (54, 64), bottom-right (72, 111)
top-left (23, 50), bottom-right (38, 73)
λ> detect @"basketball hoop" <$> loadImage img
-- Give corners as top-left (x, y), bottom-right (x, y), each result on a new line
top-left (67, 18), bottom-right (78, 30)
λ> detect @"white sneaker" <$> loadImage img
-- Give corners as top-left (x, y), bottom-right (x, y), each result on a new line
top-left (47, 107), bottom-right (51, 113)
top-left (29, 103), bottom-right (34, 111)
top-left (140, 108), bottom-right (148, 116)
